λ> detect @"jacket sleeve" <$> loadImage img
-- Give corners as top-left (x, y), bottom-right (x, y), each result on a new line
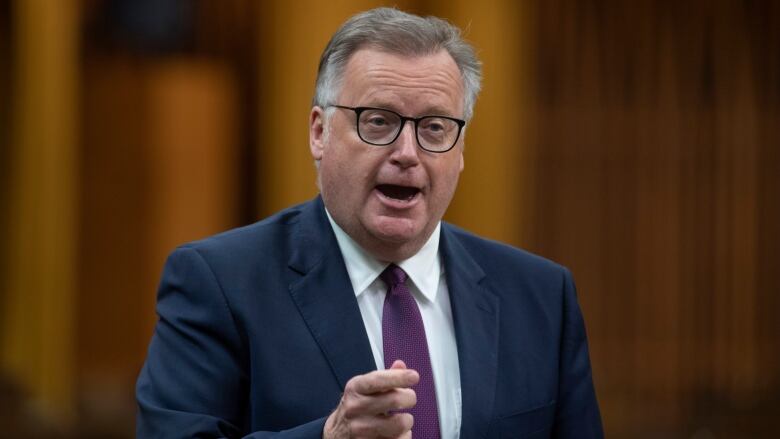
top-left (552, 268), bottom-right (604, 438)
top-left (136, 246), bottom-right (327, 439)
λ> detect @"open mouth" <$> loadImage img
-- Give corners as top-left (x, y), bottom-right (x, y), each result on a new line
top-left (376, 184), bottom-right (420, 202)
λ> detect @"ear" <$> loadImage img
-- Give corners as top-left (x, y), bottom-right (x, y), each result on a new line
top-left (458, 145), bottom-right (465, 172)
top-left (309, 106), bottom-right (326, 161)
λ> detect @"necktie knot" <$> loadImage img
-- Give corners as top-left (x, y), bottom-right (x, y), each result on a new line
top-left (380, 264), bottom-right (408, 291)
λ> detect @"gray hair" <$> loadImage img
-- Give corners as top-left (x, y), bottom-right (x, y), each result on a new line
top-left (313, 7), bottom-right (482, 121)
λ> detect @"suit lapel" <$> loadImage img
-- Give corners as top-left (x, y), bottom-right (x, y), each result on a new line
top-left (441, 225), bottom-right (500, 439)
top-left (287, 197), bottom-right (377, 389)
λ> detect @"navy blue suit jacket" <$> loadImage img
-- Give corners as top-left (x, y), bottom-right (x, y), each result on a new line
top-left (136, 197), bottom-right (603, 438)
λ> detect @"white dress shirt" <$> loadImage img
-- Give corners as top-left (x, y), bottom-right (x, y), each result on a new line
top-left (326, 210), bottom-right (462, 439)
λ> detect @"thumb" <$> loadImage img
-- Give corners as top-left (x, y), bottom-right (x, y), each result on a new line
top-left (389, 359), bottom-right (407, 370)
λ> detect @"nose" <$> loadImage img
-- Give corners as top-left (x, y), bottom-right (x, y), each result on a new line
top-left (389, 120), bottom-right (420, 168)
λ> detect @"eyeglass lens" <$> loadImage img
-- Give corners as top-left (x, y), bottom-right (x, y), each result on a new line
top-left (357, 108), bottom-right (460, 151)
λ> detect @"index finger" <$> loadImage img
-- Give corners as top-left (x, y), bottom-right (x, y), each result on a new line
top-left (350, 368), bottom-right (419, 395)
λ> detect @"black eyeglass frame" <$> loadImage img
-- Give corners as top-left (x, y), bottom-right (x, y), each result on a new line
top-left (329, 105), bottom-right (466, 153)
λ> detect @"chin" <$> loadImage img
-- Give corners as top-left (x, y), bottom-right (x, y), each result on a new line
top-left (368, 215), bottom-right (424, 245)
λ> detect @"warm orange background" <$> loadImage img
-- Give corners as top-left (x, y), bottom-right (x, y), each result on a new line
top-left (1, 1), bottom-right (778, 437)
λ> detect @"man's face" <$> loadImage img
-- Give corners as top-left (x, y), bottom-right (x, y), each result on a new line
top-left (309, 48), bottom-right (466, 262)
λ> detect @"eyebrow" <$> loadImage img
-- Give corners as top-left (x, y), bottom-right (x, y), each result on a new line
top-left (363, 102), bottom-right (457, 118)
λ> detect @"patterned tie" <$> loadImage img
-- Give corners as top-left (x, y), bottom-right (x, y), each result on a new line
top-left (381, 264), bottom-right (441, 439)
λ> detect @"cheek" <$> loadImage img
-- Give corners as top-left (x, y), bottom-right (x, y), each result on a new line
top-left (321, 148), bottom-right (378, 196)
top-left (444, 169), bottom-right (461, 199)
top-left (432, 158), bottom-right (463, 194)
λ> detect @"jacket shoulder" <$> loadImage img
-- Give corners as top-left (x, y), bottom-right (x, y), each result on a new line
top-left (177, 200), bottom-right (310, 257)
top-left (155, 201), bottom-right (320, 287)
top-left (442, 222), bottom-right (568, 281)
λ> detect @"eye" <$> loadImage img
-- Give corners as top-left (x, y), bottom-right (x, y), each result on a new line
top-left (420, 118), bottom-right (448, 133)
top-left (425, 121), bottom-right (445, 132)
top-left (365, 114), bottom-right (389, 126)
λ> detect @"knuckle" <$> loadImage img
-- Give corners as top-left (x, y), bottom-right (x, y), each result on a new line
top-left (371, 421), bottom-right (389, 438)
top-left (388, 392), bottom-right (403, 409)
top-left (407, 389), bottom-right (417, 407)
top-left (395, 388), bottom-right (415, 409)
top-left (341, 398), bottom-right (360, 418)
top-left (400, 412), bottom-right (414, 430)
top-left (354, 374), bottom-right (377, 394)
top-left (347, 421), bottom-right (362, 437)
top-left (345, 375), bottom-right (362, 392)
top-left (350, 419), bottom-right (374, 438)
top-left (385, 413), bottom-right (413, 436)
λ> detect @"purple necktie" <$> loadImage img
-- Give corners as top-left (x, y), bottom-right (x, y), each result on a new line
top-left (381, 264), bottom-right (441, 439)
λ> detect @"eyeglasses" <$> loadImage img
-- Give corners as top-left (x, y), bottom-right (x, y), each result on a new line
top-left (329, 105), bottom-right (466, 153)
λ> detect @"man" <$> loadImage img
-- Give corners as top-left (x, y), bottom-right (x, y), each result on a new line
top-left (136, 7), bottom-right (603, 439)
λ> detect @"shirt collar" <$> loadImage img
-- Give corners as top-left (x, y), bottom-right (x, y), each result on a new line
top-left (325, 209), bottom-right (442, 303)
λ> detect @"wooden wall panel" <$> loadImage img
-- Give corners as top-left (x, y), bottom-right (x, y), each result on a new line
top-left (78, 57), bottom-right (239, 433)
top-left (0, 0), bottom-right (11, 342)
top-left (1, 0), bottom-right (80, 426)
top-left (528, 1), bottom-right (780, 436)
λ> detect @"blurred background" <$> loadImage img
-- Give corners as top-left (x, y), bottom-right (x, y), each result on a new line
top-left (1, 0), bottom-right (778, 437)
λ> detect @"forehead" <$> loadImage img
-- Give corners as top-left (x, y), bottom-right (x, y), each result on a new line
top-left (338, 48), bottom-right (465, 116)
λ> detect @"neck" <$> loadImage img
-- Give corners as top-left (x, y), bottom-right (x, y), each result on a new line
top-left (358, 236), bottom-right (428, 263)
top-left (324, 208), bottom-right (437, 263)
